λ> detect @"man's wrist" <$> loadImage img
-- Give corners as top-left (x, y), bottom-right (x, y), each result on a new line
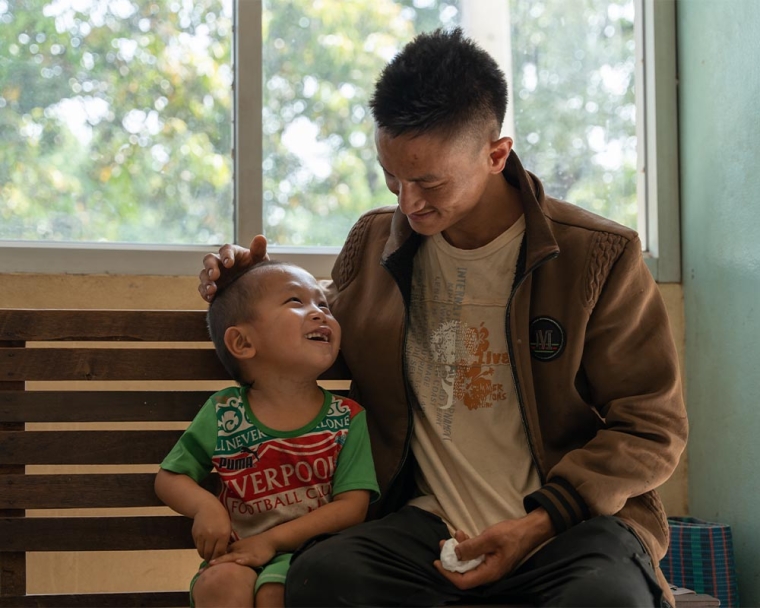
top-left (521, 507), bottom-right (556, 548)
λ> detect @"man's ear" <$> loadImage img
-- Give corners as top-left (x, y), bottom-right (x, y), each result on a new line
top-left (224, 325), bottom-right (257, 360)
top-left (489, 136), bottom-right (513, 173)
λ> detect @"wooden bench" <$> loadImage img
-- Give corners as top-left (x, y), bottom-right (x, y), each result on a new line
top-left (0, 308), bottom-right (239, 607)
top-left (0, 308), bottom-right (714, 608)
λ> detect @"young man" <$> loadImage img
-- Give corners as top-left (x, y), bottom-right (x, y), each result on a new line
top-left (158, 261), bottom-right (379, 607)
top-left (199, 28), bottom-right (687, 607)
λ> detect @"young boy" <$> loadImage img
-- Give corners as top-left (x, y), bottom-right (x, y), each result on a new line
top-left (155, 261), bottom-right (379, 608)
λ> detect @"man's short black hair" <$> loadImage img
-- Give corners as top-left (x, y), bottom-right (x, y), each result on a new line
top-left (206, 260), bottom-right (293, 385)
top-left (369, 27), bottom-right (508, 139)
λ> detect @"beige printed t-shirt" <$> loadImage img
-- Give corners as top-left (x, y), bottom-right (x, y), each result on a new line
top-left (406, 216), bottom-right (541, 537)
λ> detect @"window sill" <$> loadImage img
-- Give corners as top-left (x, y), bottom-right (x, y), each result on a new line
top-left (0, 241), bottom-right (339, 279)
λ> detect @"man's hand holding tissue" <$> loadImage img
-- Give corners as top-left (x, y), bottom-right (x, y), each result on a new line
top-left (434, 507), bottom-right (555, 590)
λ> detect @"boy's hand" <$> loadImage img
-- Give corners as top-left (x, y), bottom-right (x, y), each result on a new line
top-left (209, 532), bottom-right (278, 568)
top-left (199, 235), bottom-right (269, 302)
top-left (192, 501), bottom-right (232, 562)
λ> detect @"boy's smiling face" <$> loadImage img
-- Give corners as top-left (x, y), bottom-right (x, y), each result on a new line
top-left (239, 265), bottom-right (341, 378)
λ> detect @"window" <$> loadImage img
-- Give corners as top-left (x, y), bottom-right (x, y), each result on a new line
top-left (0, 0), bottom-right (679, 281)
top-left (1, 0), bottom-right (234, 245)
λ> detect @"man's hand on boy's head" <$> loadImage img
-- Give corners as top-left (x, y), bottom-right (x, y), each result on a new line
top-left (199, 235), bottom-right (270, 302)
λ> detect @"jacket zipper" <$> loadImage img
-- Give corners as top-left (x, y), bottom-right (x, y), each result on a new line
top-left (505, 250), bottom-right (559, 486)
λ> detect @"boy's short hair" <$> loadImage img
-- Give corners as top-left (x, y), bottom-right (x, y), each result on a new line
top-left (207, 260), bottom-right (293, 384)
top-left (369, 27), bottom-right (507, 140)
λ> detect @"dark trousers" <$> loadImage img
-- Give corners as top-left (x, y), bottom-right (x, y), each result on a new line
top-left (285, 506), bottom-right (668, 607)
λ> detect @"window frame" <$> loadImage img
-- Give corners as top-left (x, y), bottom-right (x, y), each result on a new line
top-left (0, 0), bottom-right (680, 283)
top-left (638, 0), bottom-right (681, 283)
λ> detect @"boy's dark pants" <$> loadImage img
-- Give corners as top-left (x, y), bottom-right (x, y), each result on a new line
top-left (285, 506), bottom-right (668, 607)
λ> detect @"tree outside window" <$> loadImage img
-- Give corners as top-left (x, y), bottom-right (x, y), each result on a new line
top-left (0, 0), bottom-right (637, 249)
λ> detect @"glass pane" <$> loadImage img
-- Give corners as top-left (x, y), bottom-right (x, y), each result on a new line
top-left (0, 0), bottom-right (233, 245)
top-left (262, 0), bottom-right (460, 247)
top-left (510, 0), bottom-right (637, 229)
top-left (262, 0), bottom-right (637, 247)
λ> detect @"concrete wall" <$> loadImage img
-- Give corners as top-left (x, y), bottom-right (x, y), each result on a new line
top-left (678, 0), bottom-right (760, 604)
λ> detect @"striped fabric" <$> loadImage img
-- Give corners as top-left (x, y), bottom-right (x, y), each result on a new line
top-left (660, 517), bottom-right (739, 608)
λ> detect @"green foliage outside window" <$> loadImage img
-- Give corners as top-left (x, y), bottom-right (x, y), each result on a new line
top-left (511, 0), bottom-right (637, 229)
top-left (261, 0), bottom-right (459, 246)
top-left (0, 0), bottom-right (636, 247)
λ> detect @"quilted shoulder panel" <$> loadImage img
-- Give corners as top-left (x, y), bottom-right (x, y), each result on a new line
top-left (584, 231), bottom-right (628, 307)
top-left (333, 213), bottom-right (374, 289)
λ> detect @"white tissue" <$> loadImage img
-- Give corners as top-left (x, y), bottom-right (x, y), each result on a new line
top-left (439, 538), bottom-right (485, 574)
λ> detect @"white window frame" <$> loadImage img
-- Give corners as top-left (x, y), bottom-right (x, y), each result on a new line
top-left (638, 0), bottom-right (681, 283)
top-left (0, 0), bottom-right (680, 283)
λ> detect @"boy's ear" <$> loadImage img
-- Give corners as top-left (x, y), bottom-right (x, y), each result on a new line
top-left (489, 136), bottom-right (513, 173)
top-left (223, 325), bottom-right (257, 360)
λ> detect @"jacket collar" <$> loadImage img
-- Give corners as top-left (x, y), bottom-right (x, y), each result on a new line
top-left (381, 150), bottom-right (560, 273)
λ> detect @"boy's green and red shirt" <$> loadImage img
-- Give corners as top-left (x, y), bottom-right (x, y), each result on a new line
top-left (161, 386), bottom-right (379, 540)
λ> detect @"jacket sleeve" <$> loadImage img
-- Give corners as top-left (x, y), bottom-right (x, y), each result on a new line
top-left (524, 236), bottom-right (688, 533)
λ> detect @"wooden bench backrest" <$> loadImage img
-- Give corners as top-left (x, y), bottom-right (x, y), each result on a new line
top-left (0, 309), bottom-right (232, 607)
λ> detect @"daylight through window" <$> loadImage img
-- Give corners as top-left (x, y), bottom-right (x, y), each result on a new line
top-left (1, 0), bottom-right (639, 251)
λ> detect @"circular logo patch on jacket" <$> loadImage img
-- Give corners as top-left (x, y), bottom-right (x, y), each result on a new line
top-left (529, 317), bottom-right (565, 361)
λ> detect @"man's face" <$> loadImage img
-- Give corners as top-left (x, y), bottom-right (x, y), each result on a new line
top-left (242, 266), bottom-right (341, 377)
top-left (375, 127), bottom-right (508, 247)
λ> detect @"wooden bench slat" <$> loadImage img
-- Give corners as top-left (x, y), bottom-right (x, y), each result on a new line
top-left (0, 553), bottom-right (25, 598)
top-left (0, 516), bottom-right (194, 551)
top-left (0, 474), bottom-right (219, 509)
top-left (0, 392), bottom-right (208, 422)
top-left (0, 348), bottom-right (230, 381)
top-left (0, 431), bottom-right (183, 465)
top-left (0, 591), bottom-right (190, 608)
top-left (0, 473), bottom-right (161, 509)
top-left (0, 309), bottom-right (209, 342)
top-left (0, 361), bottom-right (26, 598)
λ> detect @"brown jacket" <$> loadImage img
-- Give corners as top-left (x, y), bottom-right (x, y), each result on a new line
top-left (325, 151), bottom-right (687, 597)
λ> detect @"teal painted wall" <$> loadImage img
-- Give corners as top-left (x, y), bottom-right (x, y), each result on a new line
top-left (678, 0), bottom-right (760, 604)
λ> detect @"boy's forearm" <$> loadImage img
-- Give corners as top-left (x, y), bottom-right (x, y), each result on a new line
top-left (262, 490), bottom-right (369, 552)
top-left (154, 468), bottom-right (220, 518)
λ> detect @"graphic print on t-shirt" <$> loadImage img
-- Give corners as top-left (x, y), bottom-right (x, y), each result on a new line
top-left (212, 393), bottom-right (357, 539)
top-left (406, 225), bottom-right (526, 442)
top-left (408, 266), bottom-right (516, 443)
top-left (429, 317), bottom-right (509, 412)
